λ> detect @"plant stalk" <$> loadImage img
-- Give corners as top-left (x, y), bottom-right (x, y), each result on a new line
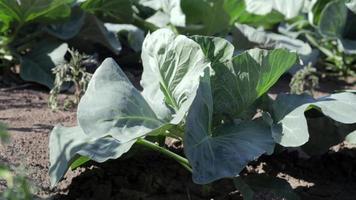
top-left (136, 138), bottom-right (192, 172)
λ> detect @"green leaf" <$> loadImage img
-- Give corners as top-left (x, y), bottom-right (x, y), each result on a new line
top-left (346, 130), bottom-right (356, 144)
top-left (45, 7), bottom-right (86, 40)
top-left (337, 39), bottom-right (356, 54)
top-left (181, 0), bottom-right (230, 35)
top-left (271, 94), bottom-right (315, 147)
top-left (190, 35), bottom-right (234, 66)
top-left (244, 0), bottom-right (304, 19)
top-left (80, 0), bottom-right (133, 23)
top-left (233, 24), bottom-right (312, 56)
top-left (224, 0), bottom-right (285, 28)
top-left (0, 0), bottom-right (73, 25)
top-left (232, 23), bottom-right (318, 74)
top-left (70, 156), bottom-right (90, 170)
top-left (140, 28), bottom-right (210, 123)
top-left (47, 13), bottom-right (122, 54)
top-left (20, 40), bottom-right (68, 88)
top-left (315, 92), bottom-right (356, 123)
top-left (138, 0), bottom-right (186, 27)
top-left (223, 0), bottom-right (246, 24)
top-left (104, 23), bottom-right (145, 52)
top-left (309, 0), bottom-right (333, 25)
top-left (346, 0), bottom-right (356, 13)
top-left (272, 92), bottom-right (356, 147)
top-left (184, 70), bottom-right (275, 184)
top-left (73, 15), bottom-right (122, 54)
top-left (318, 0), bottom-right (348, 38)
top-left (212, 48), bottom-right (297, 116)
top-left (49, 125), bottom-right (133, 186)
top-left (77, 58), bottom-right (164, 141)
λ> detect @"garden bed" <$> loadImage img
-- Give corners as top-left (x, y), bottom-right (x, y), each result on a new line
top-left (1, 73), bottom-right (355, 200)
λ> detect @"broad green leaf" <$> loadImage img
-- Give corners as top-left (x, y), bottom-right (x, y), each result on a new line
top-left (338, 39), bottom-right (356, 54)
top-left (346, 0), bottom-right (356, 13)
top-left (138, 0), bottom-right (186, 27)
top-left (272, 92), bottom-right (356, 147)
top-left (223, 0), bottom-right (246, 24)
top-left (45, 7), bottom-right (85, 40)
top-left (318, 0), bottom-right (348, 38)
top-left (80, 0), bottom-right (133, 23)
top-left (49, 125), bottom-right (132, 186)
top-left (49, 126), bottom-right (90, 186)
top-left (0, 0), bottom-right (72, 25)
top-left (20, 40), bottom-right (68, 88)
top-left (336, 11), bottom-right (356, 54)
top-left (212, 48), bottom-right (297, 116)
top-left (78, 58), bottom-right (164, 141)
top-left (141, 28), bottom-right (210, 123)
top-left (232, 23), bottom-right (317, 74)
top-left (233, 24), bottom-right (312, 56)
top-left (271, 94), bottom-right (315, 147)
top-left (181, 0), bottom-right (230, 35)
top-left (224, 0), bottom-right (284, 28)
top-left (244, 0), bottom-right (304, 19)
top-left (346, 130), bottom-right (356, 144)
top-left (315, 92), bottom-right (356, 124)
top-left (190, 35), bottom-right (234, 65)
top-left (184, 70), bottom-right (275, 184)
top-left (104, 23), bottom-right (145, 52)
top-left (308, 0), bottom-right (333, 25)
top-left (244, 0), bottom-right (273, 16)
top-left (73, 15), bottom-right (122, 54)
top-left (272, 0), bottom-right (305, 19)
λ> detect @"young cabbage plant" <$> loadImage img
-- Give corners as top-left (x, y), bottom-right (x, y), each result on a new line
top-left (306, 0), bottom-right (356, 75)
top-left (49, 28), bottom-right (356, 187)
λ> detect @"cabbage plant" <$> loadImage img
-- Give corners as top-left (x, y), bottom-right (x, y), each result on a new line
top-left (49, 28), bottom-right (356, 187)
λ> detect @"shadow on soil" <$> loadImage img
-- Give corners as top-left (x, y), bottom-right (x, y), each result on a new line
top-left (52, 151), bottom-right (241, 200)
top-left (50, 145), bottom-right (356, 200)
top-left (248, 147), bottom-right (356, 200)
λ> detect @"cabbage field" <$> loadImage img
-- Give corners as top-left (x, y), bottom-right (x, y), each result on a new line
top-left (0, 0), bottom-right (356, 199)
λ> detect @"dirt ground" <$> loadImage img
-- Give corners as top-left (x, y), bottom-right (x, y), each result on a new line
top-left (0, 74), bottom-right (356, 200)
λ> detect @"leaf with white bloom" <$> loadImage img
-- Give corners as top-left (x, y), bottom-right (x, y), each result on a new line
top-left (212, 48), bottom-right (297, 116)
top-left (141, 28), bottom-right (210, 123)
top-left (346, 0), bottom-right (356, 13)
top-left (78, 58), bottom-right (164, 141)
top-left (20, 40), bottom-right (68, 88)
top-left (233, 24), bottom-right (312, 56)
top-left (318, 0), bottom-right (348, 38)
top-left (181, 0), bottom-right (230, 35)
top-left (244, 0), bottom-right (305, 19)
top-left (184, 71), bottom-right (275, 184)
top-left (271, 94), bottom-right (315, 147)
top-left (190, 35), bottom-right (234, 65)
top-left (272, 92), bottom-right (356, 147)
top-left (49, 126), bottom-right (132, 186)
top-left (139, 0), bottom-right (186, 27)
top-left (346, 130), bottom-right (356, 144)
top-left (104, 23), bottom-right (145, 52)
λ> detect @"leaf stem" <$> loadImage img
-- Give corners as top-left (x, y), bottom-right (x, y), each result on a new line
top-left (136, 138), bottom-right (192, 172)
top-left (305, 33), bottom-right (334, 58)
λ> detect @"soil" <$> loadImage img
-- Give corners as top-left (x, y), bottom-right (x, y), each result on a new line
top-left (0, 73), bottom-right (355, 200)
